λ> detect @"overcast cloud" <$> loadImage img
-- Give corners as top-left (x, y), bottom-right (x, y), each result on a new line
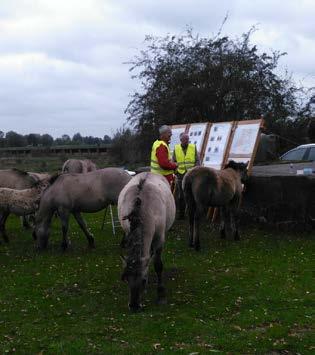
top-left (0, 0), bottom-right (314, 138)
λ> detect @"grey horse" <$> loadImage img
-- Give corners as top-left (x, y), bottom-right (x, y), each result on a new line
top-left (62, 159), bottom-right (97, 173)
top-left (0, 169), bottom-right (38, 240)
top-left (118, 172), bottom-right (176, 312)
top-left (0, 176), bottom-right (56, 242)
top-left (34, 168), bottom-right (131, 250)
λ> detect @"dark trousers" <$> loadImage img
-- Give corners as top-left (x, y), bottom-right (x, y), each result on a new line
top-left (175, 173), bottom-right (186, 218)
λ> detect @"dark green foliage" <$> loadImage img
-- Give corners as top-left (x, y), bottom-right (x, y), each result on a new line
top-left (125, 28), bottom-right (314, 158)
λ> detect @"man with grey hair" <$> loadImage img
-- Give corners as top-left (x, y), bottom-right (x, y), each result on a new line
top-left (150, 125), bottom-right (178, 186)
top-left (173, 132), bottom-right (200, 219)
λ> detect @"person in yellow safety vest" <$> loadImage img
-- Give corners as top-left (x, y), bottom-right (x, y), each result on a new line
top-left (150, 125), bottom-right (178, 187)
top-left (173, 132), bottom-right (200, 219)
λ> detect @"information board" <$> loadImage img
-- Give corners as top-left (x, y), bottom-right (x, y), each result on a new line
top-left (227, 120), bottom-right (262, 167)
top-left (187, 123), bottom-right (208, 154)
top-left (203, 122), bottom-right (233, 170)
top-left (169, 124), bottom-right (187, 154)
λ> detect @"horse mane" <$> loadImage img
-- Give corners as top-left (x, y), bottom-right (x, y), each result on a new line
top-left (122, 175), bottom-right (147, 277)
top-left (224, 160), bottom-right (248, 171)
top-left (10, 168), bottom-right (29, 176)
top-left (48, 173), bottom-right (61, 186)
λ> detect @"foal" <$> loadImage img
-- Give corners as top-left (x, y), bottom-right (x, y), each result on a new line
top-left (183, 161), bottom-right (248, 250)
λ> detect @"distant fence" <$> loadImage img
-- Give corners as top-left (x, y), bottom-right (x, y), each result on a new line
top-left (0, 144), bottom-right (112, 157)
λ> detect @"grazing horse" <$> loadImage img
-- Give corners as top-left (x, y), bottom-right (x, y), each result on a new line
top-left (34, 168), bottom-right (131, 250)
top-left (0, 169), bottom-right (37, 189)
top-left (0, 169), bottom-right (38, 235)
top-left (0, 176), bottom-right (55, 242)
top-left (183, 161), bottom-right (248, 250)
top-left (118, 172), bottom-right (176, 312)
top-left (62, 159), bottom-right (97, 174)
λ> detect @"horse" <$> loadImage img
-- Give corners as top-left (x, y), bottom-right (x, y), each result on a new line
top-left (118, 172), bottom-right (176, 312)
top-left (62, 159), bottom-right (97, 174)
top-left (0, 168), bottom-right (39, 234)
top-left (33, 168), bottom-right (131, 250)
top-left (182, 161), bottom-right (248, 250)
top-left (0, 175), bottom-right (55, 243)
top-left (0, 168), bottom-right (37, 189)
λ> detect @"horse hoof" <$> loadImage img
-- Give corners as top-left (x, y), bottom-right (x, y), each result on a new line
top-left (61, 243), bottom-right (68, 251)
top-left (128, 303), bottom-right (142, 313)
top-left (194, 244), bottom-right (200, 251)
top-left (157, 297), bottom-right (167, 305)
top-left (88, 239), bottom-right (96, 248)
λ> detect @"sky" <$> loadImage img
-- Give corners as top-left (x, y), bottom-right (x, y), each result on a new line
top-left (0, 0), bottom-right (314, 138)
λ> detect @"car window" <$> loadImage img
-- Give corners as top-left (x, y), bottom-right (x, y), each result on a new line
top-left (307, 147), bottom-right (315, 161)
top-left (281, 148), bottom-right (307, 160)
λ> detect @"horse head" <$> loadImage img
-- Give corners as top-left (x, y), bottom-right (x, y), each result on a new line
top-left (225, 160), bottom-right (249, 183)
top-left (121, 255), bottom-right (151, 312)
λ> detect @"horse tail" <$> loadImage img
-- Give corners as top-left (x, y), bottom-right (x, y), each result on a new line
top-left (182, 171), bottom-right (196, 215)
top-left (122, 177), bottom-right (146, 249)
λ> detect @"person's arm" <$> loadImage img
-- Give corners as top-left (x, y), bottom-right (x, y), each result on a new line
top-left (156, 145), bottom-right (177, 170)
top-left (172, 149), bottom-right (177, 163)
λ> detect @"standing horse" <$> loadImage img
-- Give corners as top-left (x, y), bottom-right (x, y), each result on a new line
top-left (62, 159), bottom-right (97, 174)
top-left (33, 168), bottom-right (131, 250)
top-left (0, 169), bottom-right (38, 237)
top-left (183, 161), bottom-right (248, 250)
top-left (118, 172), bottom-right (176, 312)
top-left (0, 175), bottom-right (55, 242)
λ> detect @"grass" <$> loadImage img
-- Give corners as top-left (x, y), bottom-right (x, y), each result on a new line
top-left (0, 211), bottom-right (314, 354)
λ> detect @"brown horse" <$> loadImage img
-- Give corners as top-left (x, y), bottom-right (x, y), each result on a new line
top-left (183, 161), bottom-right (248, 250)
top-left (118, 172), bottom-right (176, 312)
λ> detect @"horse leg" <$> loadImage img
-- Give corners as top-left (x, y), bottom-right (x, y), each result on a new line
top-left (188, 206), bottom-right (195, 248)
top-left (222, 207), bottom-right (233, 240)
top-left (154, 247), bottom-right (167, 305)
top-left (193, 208), bottom-right (202, 251)
top-left (73, 212), bottom-right (95, 248)
top-left (231, 208), bottom-right (240, 241)
top-left (0, 212), bottom-right (10, 243)
top-left (219, 207), bottom-right (226, 239)
top-left (59, 210), bottom-right (70, 250)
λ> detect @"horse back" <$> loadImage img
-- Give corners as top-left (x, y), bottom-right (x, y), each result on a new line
top-left (185, 166), bottom-right (241, 208)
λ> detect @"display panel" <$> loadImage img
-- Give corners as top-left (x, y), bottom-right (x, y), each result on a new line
top-left (187, 123), bottom-right (208, 154)
top-left (203, 122), bottom-right (233, 169)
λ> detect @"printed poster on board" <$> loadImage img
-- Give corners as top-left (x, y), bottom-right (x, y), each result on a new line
top-left (169, 125), bottom-right (187, 153)
top-left (203, 122), bottom-right (232, 169)
top-left (228, 122), bottom-right (261, 163)
top-left (187, 123), bottom-right (208, 154)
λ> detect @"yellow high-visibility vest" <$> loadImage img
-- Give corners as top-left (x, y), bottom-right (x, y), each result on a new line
top-left (150, 140), bottom-right (174, 175)
top-left (174, 143), bottom-right (196, 175)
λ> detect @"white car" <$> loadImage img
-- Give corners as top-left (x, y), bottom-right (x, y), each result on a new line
top-left (280, 143), bottom-right (315, 161)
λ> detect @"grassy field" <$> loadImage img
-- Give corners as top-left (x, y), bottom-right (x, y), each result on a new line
top-left (0, 211), bottom-right (314, 354)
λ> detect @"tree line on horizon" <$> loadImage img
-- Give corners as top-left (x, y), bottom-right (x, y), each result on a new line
top-left (0, 131), bottom-right (112, 148)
